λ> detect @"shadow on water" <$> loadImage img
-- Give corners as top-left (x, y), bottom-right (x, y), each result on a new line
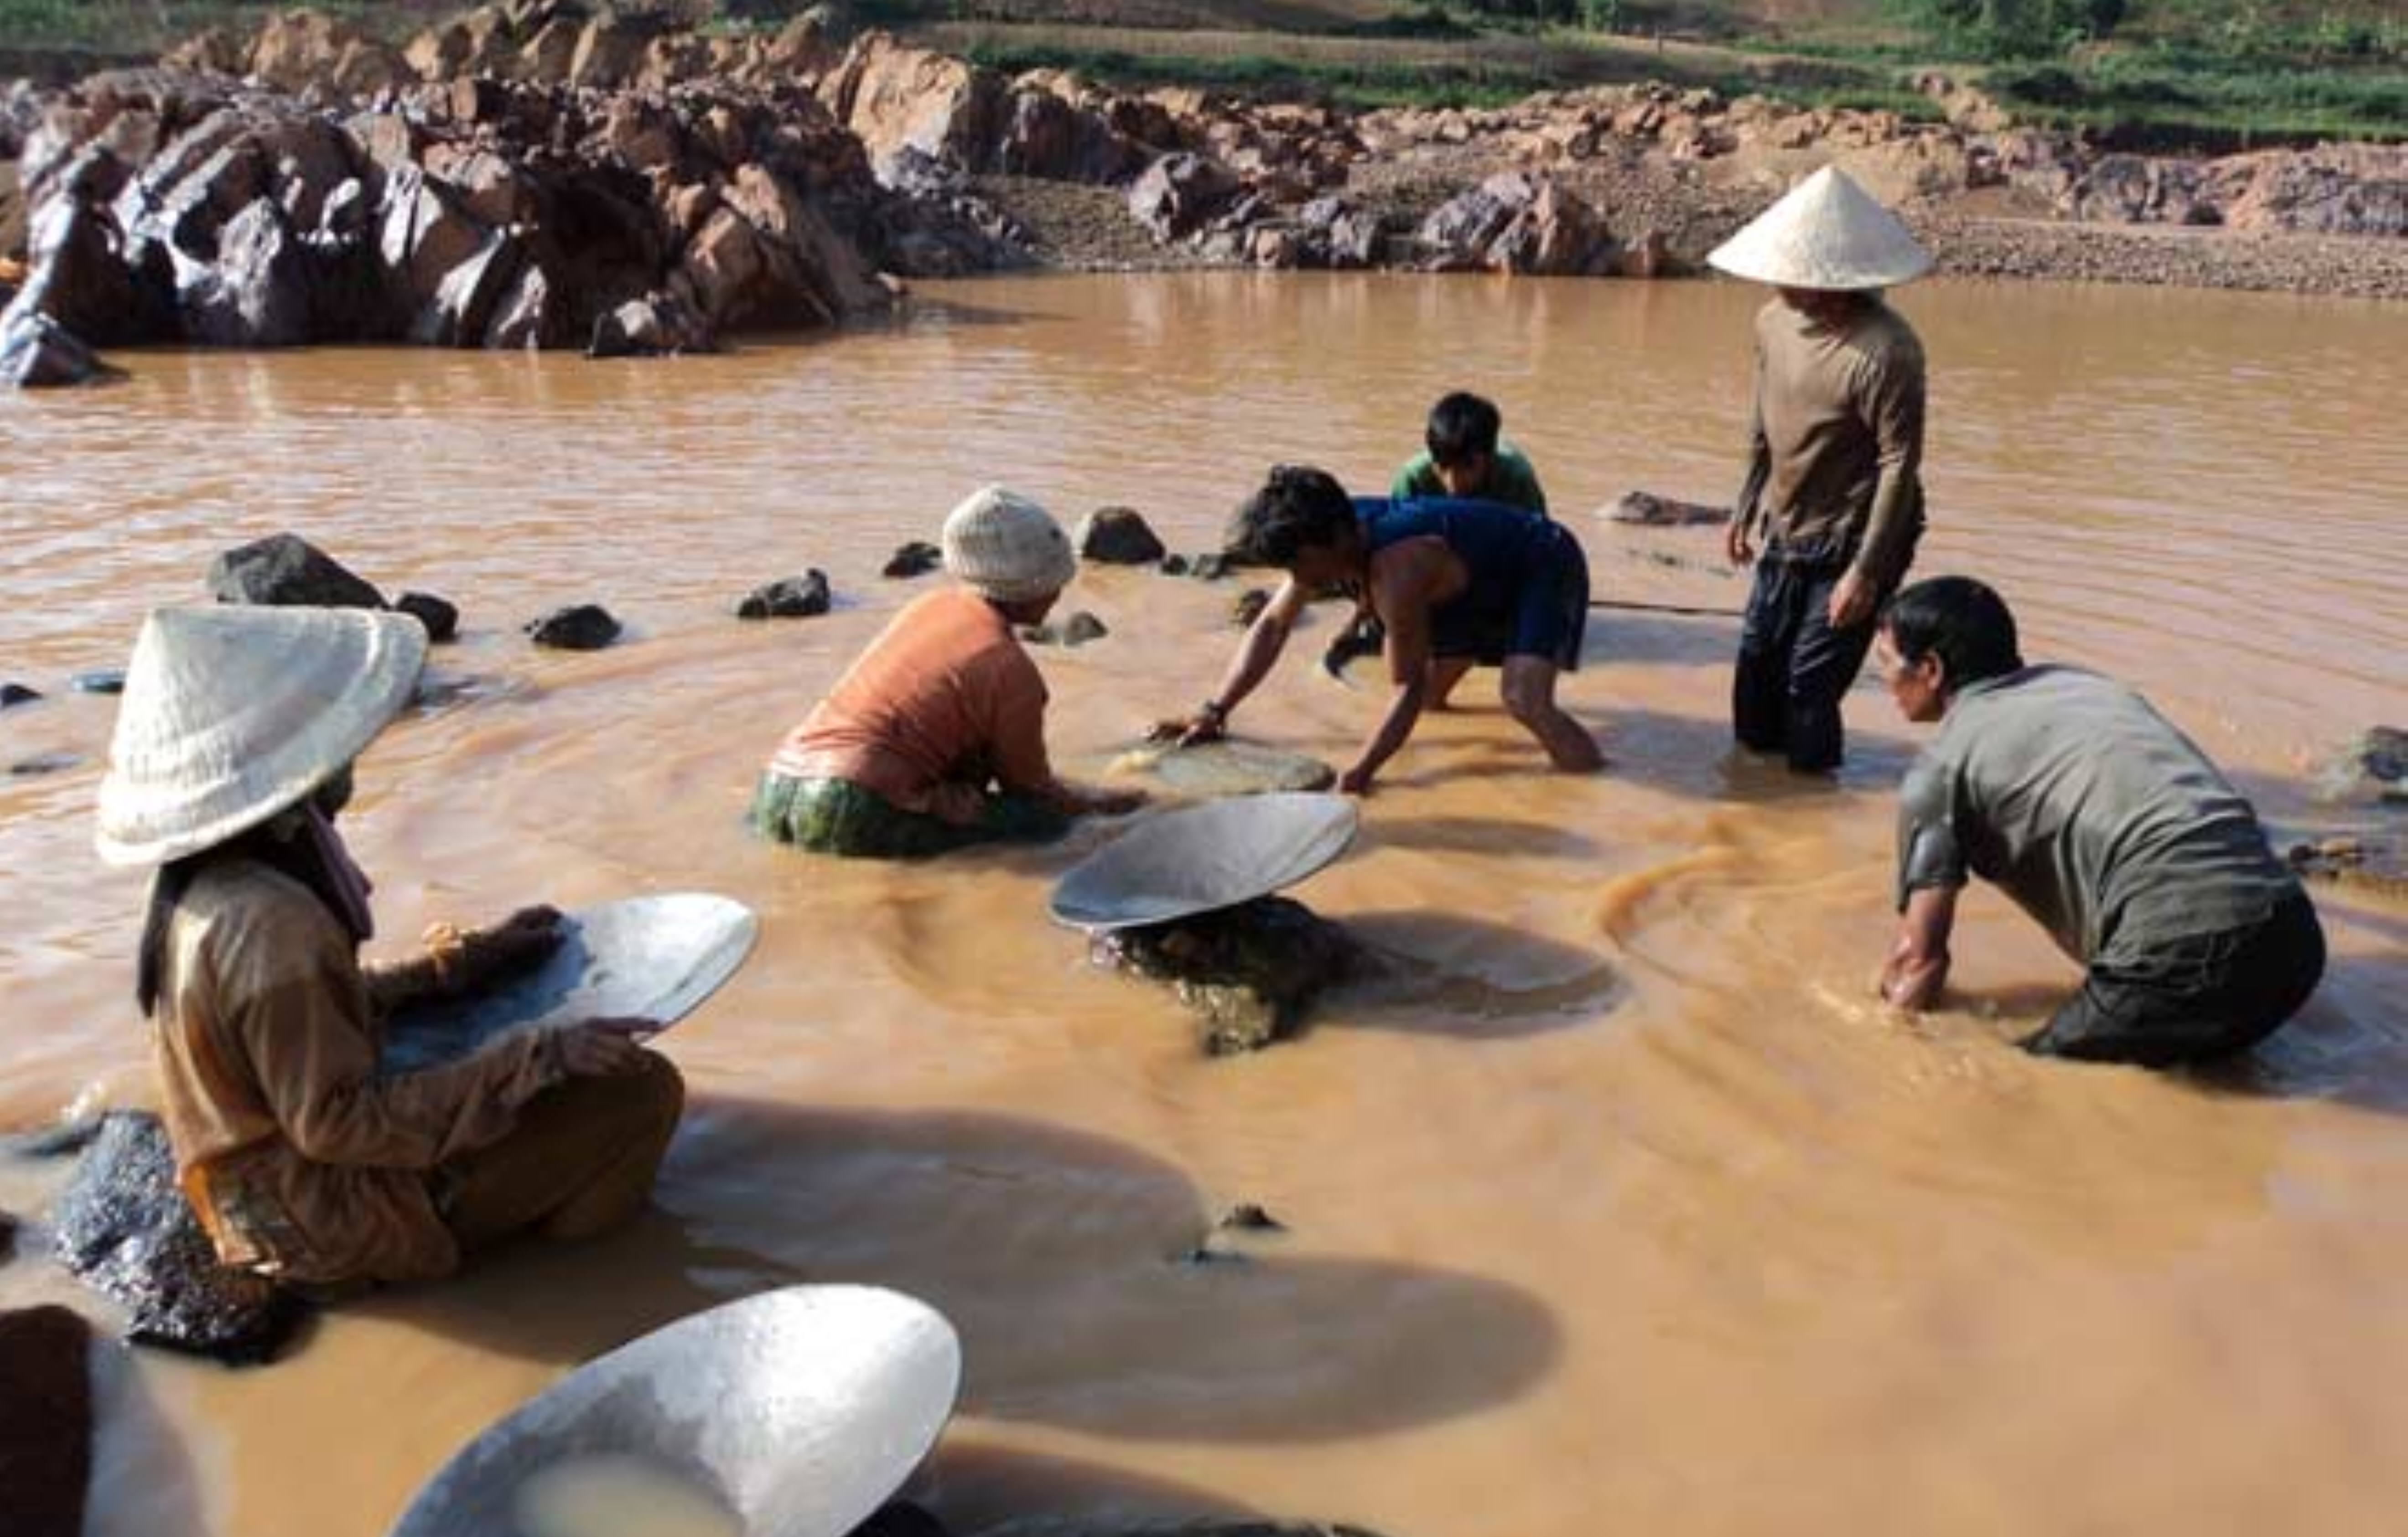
top-left (372, 1098), bottom-right (1560, 1445)
top-left (908, 1444), bottom-right (1306, 1536)
top-left (1583, 609), bottom-right (1739, 669)
top-left (85, 1345), bottom-right (213, 1537)
top-left (1331, 911), bottom-right (1621, 1040)
top-left (1358, 814), bottom-right (1602, 860)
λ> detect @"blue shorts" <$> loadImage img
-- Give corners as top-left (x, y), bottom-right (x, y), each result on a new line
top-left (1430, 521), bottom-right (1589, 670)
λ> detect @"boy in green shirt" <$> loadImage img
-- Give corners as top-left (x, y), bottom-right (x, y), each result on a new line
top-left (1389, 391), bottom-right (1549, 513)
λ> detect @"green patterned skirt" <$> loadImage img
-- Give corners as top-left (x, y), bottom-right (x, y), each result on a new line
top-left (750, 772), bottom-right (1069, 859)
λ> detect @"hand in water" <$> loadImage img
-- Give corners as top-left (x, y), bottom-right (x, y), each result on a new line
top-left (1339, 764), bottom-right (1376, 797)
top-left (554, 1017), bottom-right (658, 1077)
top-left (1145, 713), bottom-right (1226, 748)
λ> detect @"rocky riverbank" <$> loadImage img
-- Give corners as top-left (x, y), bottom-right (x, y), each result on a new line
top-left (3, 4), bottom-right (2403, 383)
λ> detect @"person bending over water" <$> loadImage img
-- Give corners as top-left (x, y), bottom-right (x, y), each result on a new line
top-left (98, 607), bottom-right (681, 1290)
top-left (753, 486), bottom-right (1143, 857)
top-left (1875, 577), bottom-right (2325, 1066)
top-left (1157, 464), bottom-right (1604, 795)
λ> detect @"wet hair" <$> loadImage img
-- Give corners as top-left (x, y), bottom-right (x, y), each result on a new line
top-left (1424, 392), bottom-right (1502, 468)
top-left (1881, 576), bottom-right (2024, 691)
top-left (1225, 465), bottom-right (1358, 569)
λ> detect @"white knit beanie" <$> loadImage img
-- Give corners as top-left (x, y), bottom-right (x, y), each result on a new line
top-left (942, 486), bottom-right (1076, 604)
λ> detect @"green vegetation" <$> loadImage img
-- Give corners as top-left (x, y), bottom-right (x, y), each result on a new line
top-left (955, 39), bottom-right (1554, 108)
top-left (0, 0), bottom-right (443, 54)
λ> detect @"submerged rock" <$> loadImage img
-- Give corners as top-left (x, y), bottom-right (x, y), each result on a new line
top-left (394, 590), bottom-right (461, 643)
top-left (1062, 609), bottom-right (1109, 645)
top-left (2288, 833), bottom-right (2408, 900)
top-left (883, 540), bottom-right (942, 579)
top-left (2315, 727), bottom-right (2408, 806)
top-left (0, 1304), bottom-right (93, 1537)
top-left (587, 291), bottom-right (718, 358)
top-left (0, 310), bottom-right (120, 389)
top-left (524, 603), bottom-right (621, 649)
top-left (1607, 489), bottom-right (1728, 527)
top-left (736, 570), bottom-right (832, 619)
top-left (1077, 506), bottom-right (1166, 564)
top-left (8, 752), bottom-right (80, 777)
top-left (1186, 552), bottom-right (1233, 582)
top-left (69, 670), bottom-right (125, 696)
top-left (1, 682), bottom-right (40, 708)
top-left (52, 1111), bottom-right (307, 1364)
top-left (1095, 895), bottom-right (1360, 1054)
top-left (1219, 1201), bottom-right (1285, 1232)
top-left (208, 532), bottom-right (387, 609)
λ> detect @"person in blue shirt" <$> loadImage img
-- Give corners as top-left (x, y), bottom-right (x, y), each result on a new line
top-left (1156, 465), bottom-right (1604, 794)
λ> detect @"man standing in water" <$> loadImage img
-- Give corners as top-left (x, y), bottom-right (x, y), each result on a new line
top-left (1712, 166), bottom-right (1931, 774)
top-left (1875, 577), bottom-right (2325, 1066)
top-left (1157, 464), bottom-right (1603, 794)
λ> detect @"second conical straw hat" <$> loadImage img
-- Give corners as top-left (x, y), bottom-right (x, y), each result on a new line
top-left (1707, 166), bottom-right (1932, 291)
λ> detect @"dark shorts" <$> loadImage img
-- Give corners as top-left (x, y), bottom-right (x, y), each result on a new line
top-left (1432, 522), bottom-right (1589, 671)
top-left (2023, 890), bottom-right (2326, 1067)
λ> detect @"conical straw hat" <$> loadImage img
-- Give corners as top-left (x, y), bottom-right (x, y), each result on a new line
top-left (1707, 166), bottom-right (1932, 291)
top-left (95, 606), bottom-right (427, 867)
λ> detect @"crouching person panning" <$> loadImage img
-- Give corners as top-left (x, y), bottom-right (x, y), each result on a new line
top-left (98, 606), bottom-right (683, 1291)
top-left (752, 486), bottom-right (1143, 858)
top-left (1875, 577), bottom-right (2325, 1067)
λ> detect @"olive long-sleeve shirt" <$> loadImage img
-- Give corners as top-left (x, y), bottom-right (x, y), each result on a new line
top-left (152, 858), bottom-right (565, 1284)
top-left (1732, 296), bottom-right (1927, 587)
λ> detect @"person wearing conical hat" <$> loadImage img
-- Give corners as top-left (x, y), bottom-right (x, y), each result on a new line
top-left (1710, 165), bottom-right (1933, 774)
top-left (752, 487), bottom-right (1145, 858)
top-left (98, 606), bottom-right (685, 1289)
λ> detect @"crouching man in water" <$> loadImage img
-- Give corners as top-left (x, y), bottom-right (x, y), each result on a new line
top-left (752, 486), bottom-right (1143, 857)
top-left (1157, 464), bottom-right (1604, 794)
top-left (1876, 577), bottom-right (2325, 1066)
top-left (97, 607), bottom-right (682, 1290)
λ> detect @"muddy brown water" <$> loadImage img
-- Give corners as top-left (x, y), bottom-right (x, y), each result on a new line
top-left (2, 273), bottom-right (2405, 1537)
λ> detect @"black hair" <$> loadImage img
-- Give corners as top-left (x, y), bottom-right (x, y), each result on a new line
top-left (1424, 392), bottom-right (1501, 468)
top-left (1224, 465), bottom-right (1358, 569)
top-left (1881, 576), bottom-right (2024, 691)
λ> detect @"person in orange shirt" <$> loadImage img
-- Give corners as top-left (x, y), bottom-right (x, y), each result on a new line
top-left (752, 486), bottom-right (1144, 858)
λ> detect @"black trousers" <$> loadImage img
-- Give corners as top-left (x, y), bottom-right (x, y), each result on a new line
top-left (2024, 891), bottom-right (2326, 1067)
top-left (1732, 556), bottom-right (1883, 773)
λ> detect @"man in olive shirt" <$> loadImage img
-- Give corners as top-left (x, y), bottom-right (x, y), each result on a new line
top-left (1876, 577), bottom-right (2324, 1066)
top-left (1710, 167), bottom-right (1931, 773)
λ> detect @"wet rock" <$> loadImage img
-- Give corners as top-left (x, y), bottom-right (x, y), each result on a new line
top-left (587, 291), bottom-right (716, 358)
top-left (1158, 553), bottom-right (1190, 576)
top-left (6, 195), bottom-right (170, 348)
top-left (1128, 152), bottom-right (1240, 242)
top-left (71, 670), bottom-right (126, 695)
top-left (9, 752), bottom-right (81, 777)
top-left (1231, 587), bottom-right (1271, 628)
top-left (1219, 1201), bottom-right (1285, 1231)
top-left (1, 683), bottom-right (39, 708)
top-left (737, 571), bottom-right (832, 619)
top-left (1418, 172), bottom-right (1616, 276)
top-left (816, 32), bottom-right (1007, 179)
top-left (2288, 833), bottom-right (2408, 899)
top-left (1077, 505), bottom-right (1166, 565)
top-left (1187, 552), bottom-right (1232, 582)
top-left (883, 540), bottom-right (941, 579)
top-left (1095, 896), bottom-right (1361, 1054)
top-left (393, 590), bottom-right (460, 643)
top-left (1296, 195), bottom-right (1381, 269)
top-left (0, 1305), bottom-right (93, 1537)
top-left (1607, 489), bottom-right (1728, 527)
top-left (524, 603), bottom-right (621, 649)
top-left (177, 197), bottom-right (313, 347)
top-left (0, 310), bottom-right (118, 388)
top-left (1022, 610), bottom-right (1107, 648)
top-left (2316, 727), bottom-right (2408, 806)
top-left (1174, 1242), bottom-right (1251, 1266)
top-left (208, 532), bottom-right (387, 609)
top-left (52, 1111), bottom-right (306, 1364)
top-left (2064, 154), bottom-right (2219, 227)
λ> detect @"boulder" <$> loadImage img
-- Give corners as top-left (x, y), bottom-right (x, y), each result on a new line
top-left (1420, 172), bottom-right (1614, 275)
top-left (394, 590), bottom-right (460, 642)
top-left (0, 1305), bottom-right (92, 1537)
top-left (997, 88), bottom-right (1143, 184)
top-left (0, 310), bottom-right (120, 388)
top-left (882, 540), bottom-right (941, 578)
top-left (0, 682), bottom-right (39, 707)
top-left (586, 291), bottom-right (715, 358)
top-left (178, 197), bottom-right (313, 346)
top-left (566, 9), bottom-right (656, 90)
top-left (817, 32), bottom-right (1007, 178)
top-left (525, 603), bottom-right (622, 649)
top-left (208, 532), bottom-right (387, 608)
top-left (1607, 489), bottom-right (1727, 526)
top-left (2217, 145), bottom-right (2408, 238)
top-left (1095, 896), bottom-right (1361, 1055)
top-left (2063, 154), bottom-right (2220, 227)
top-left (1128, 152), bottom-right (1240, 242)
top-left (1296, 195), bottom-right (1380, 270)
top-left (1077, 505), bottom-right (1166, 564)
top-left (736, 570), bottom-right (832, 619)
top-left (409, 228), bottom-right (526, 346)
top-left (8, 194), bottom-right (170, 347)
top-left (52, 1111), bottom-right (306, 1363)
top-left (249, 10), bottom-right (410, 99)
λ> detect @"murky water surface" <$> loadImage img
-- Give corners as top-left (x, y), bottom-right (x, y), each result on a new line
top-left (3, 274), bottom-right (2405, 1537)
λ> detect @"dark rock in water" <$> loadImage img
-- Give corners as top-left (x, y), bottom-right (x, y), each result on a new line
top-left (8, 752), bottom-right (80, 777)
top-left (394, 591), bottom-right (460, 643)
top-left (524, 603), bottom-right (621, 650)
top-left (2316, 727), bottom-right (2408, 806)
top-left (737, 570), bottom-right (831, 619)
top-left (1062, 610), bottom-right (1108, 645)
top-left (1219, 1201), bottom-right (1286, 1232)
top-left (2288, 833), bottom-right (2408, 899)
top-left (1188, 552), bottom-right (1233, 582)
top-left (586, 291), bottom-right (716, 358)
top-left (52, 1111), bottom-right (307, 1364)
top-left (1608, 489), bottom-right (1728, 527)
top-left (1128, 152), bottom-right (1241, 242)
top-left (0, 682), bottom-right (39, 708)
top-left (70, 670), bottom-right (125, 696)
top-left (1231, 587), bottom-right (1271, 628)
top-left (883, 540), bottom-right (942, 579)
top-left (1158, 553), bottom-right (1190, 576)
top-left (0, 1207), bottom-right (14, 1260)
top-left (0, 310), bottom-right (121, 389)
top-left (1174, 1242), bottom-right (1251, 1266)
top-left (208, 532), bottom-right (387, 610)
top-left (1077, 506), bottom-right (1167, 565)
top-left (0, 1304), bottom-right (93, 1537)
top-left (848, 1501), bottom-right (950, 1537)
top-left (1095, 896), bottom-right (1361, 1055)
